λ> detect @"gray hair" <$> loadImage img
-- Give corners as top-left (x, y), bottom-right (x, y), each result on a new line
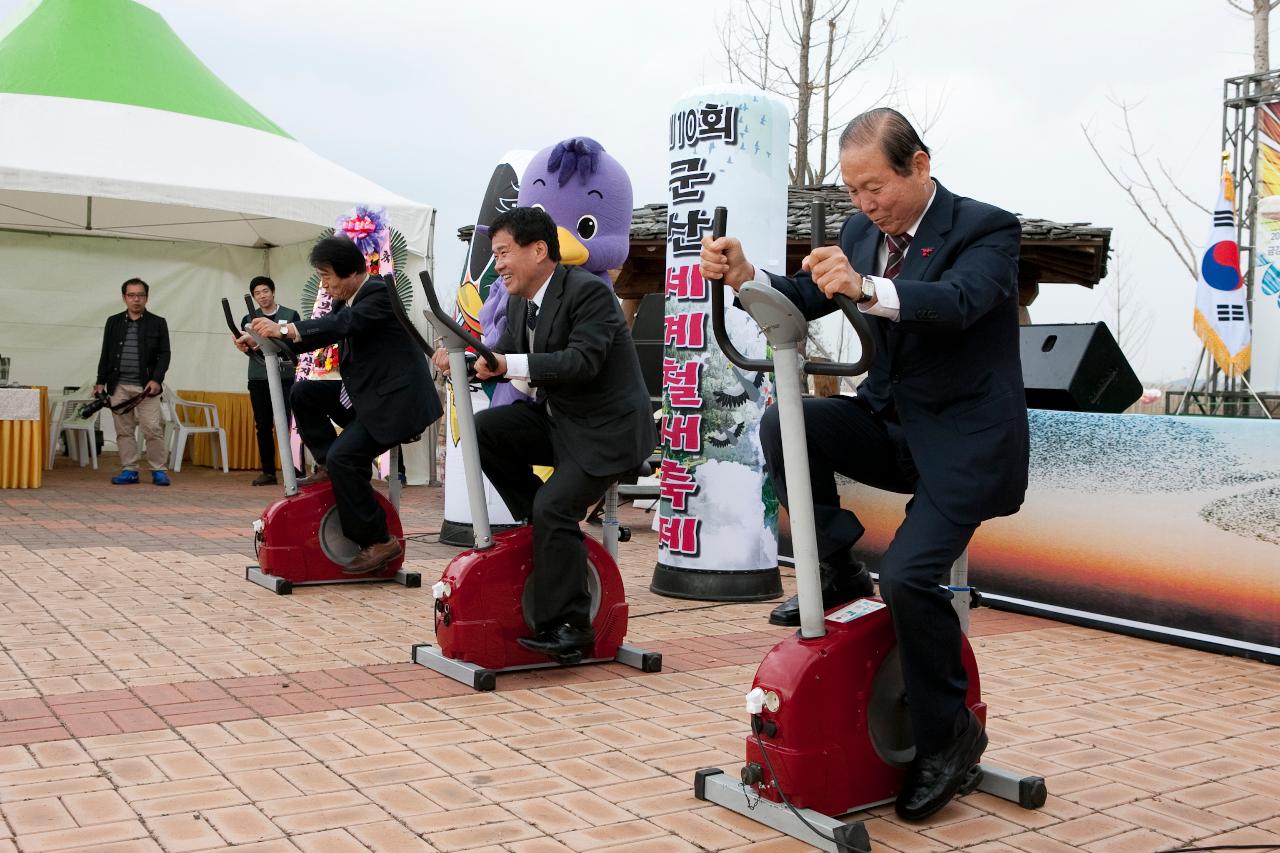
top-left (838, 108), bottom-right (930, 177)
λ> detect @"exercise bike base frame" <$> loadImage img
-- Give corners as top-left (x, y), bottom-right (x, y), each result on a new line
top-left (246, 565), bottom-right (420, 596)
top-left (695, 764), bottom-right (1044, 852)
top-left (411, 642), bottom-right (662, 692)
top-left (695, 770), bottom-right (874, 853)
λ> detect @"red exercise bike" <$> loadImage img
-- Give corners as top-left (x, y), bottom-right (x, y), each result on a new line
top-left (222, 296), bottom-right (418, 595)
top-left (388, 272), bottom-right (660, 691)
top-left (693, 205), bottom-right (1046, 852)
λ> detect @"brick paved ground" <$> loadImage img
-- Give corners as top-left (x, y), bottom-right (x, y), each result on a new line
top-left (0, 457), bottom-right (1277, 852)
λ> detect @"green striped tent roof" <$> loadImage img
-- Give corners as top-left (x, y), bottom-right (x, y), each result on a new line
top-left (0, 0), bottom-right (289, 137)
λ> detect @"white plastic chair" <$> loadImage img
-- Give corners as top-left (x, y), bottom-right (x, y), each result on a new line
top-left (164, 385), bottom-right (228, 473)
top-left (46, 385), bottom-right (100, 470)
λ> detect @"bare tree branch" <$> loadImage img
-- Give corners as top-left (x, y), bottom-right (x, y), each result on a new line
top-left (902, 81), bottom-right (949, 137)
top-left (716, 0), bottom-right (904, 186)
top-left (1224, 0), bottom-right (1275, 74)
top-left (1081, 119), bottom-right (1197, 279)
top-left (1159, 160), bottom-right (1213, 216)
top-left (1101, 253), bottom-right (1155, 372)
top-left (1115, 102), bottom-right (1200, 264)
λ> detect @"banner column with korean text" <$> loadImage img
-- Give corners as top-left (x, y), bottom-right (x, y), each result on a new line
top-left (650, 86), bottom-right (790, 601)
top-left (1252, 102), bottom-right (1280, 391)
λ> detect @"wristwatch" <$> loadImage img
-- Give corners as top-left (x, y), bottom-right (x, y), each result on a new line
top-left (855, 275), bottom-right (876, 304)
top-left (279, 321), bottom-right (290, 337)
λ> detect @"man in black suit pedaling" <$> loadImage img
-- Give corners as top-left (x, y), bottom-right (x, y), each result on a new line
top-left (248, 236), bottom-right (442, 575)
top-left (432, 206), bottom-right (655, 661)
top-left (700, 108), bottom-right (1029, 821)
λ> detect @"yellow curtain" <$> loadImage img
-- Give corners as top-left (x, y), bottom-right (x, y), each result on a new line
top-left (176, 390), bottom-right (259, 470)
top-left (0, 386), bottom-right (46, 489)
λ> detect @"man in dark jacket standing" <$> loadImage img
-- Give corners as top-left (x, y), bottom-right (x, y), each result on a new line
top-left (95, 278), bottom-right (172, 486)
top-left (250, 237), bottom-right (441, 575)
top-left (433, 207), bottom-right (655, 662)
top-left (238, 276), bottom-right (301, 486)
top-left (701, 108), bottom-right (1028, 822)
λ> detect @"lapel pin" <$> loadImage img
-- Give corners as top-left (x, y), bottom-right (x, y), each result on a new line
top-left (920, 247), bottom-right (934, 258)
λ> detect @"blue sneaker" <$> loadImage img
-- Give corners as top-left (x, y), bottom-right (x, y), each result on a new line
top-left (111, 470), bottom-right (139, 485)
top-left (152, 471), bottom-right (171, 486)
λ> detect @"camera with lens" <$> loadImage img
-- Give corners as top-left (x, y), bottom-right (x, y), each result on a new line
top-left (78, 390), bottom-right (111, 418)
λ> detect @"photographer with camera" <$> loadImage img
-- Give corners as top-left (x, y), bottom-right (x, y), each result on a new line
top-left (95, 278), bottom-right (172, 486)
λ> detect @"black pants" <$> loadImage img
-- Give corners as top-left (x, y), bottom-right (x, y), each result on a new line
top-left (291, 379), bottom-right (392, 548)
top-left (760, 395), bottom-right (977, 753)
top-left (247, 377), bottom-right (294, 476)
top-left (475, 400), bottom-right (616, 633)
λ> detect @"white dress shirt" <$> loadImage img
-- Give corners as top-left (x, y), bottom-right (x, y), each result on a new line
top-left (503, 271), bottom-right (554, 381)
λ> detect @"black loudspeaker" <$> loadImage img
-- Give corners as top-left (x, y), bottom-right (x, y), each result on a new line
top-left (1019, 323), bottom-right (1141, 413)
top-left (631, 293), bottom-right (665, 401)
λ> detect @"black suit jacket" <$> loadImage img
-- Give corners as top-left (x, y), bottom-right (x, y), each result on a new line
top-left (292, 275), bottom-right (441, 445)
top-left (498, 265), bottom-right (656, 478)
top-left (96, 311), bottom-right (171, 393)
top-left (767, 181), bottom-right (1029, 524)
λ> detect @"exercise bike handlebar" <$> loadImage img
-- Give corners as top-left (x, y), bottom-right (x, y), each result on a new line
top-left (221, 297), bottom-right (266, 365)
top-left (709, 203), bottom-right (876, 378)
top-left (804, 200), bottom-right (877, 377)
top-left (384, 273), bottom-right (436, 358)
top-left (417, 270), bottom-right (499, 372)
top-left (709, 208), bottom-right (774, 374)
top-left (238, 294), bottom-right (296, 362)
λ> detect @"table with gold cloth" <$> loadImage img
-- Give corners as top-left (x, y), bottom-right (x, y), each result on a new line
top-left (176, 390), bottom-right (259, 470)
top-left (0, 386), bottom-right (47, 489)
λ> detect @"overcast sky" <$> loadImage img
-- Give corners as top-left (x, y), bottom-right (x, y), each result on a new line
top-left (2, 0), bottom-right (1264, 381)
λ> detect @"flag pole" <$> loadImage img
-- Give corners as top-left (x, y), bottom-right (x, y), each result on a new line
top-left (1176, 347), bottom-right (1207, 415)
top-left (1237, 372), bottom-right (1274, 419)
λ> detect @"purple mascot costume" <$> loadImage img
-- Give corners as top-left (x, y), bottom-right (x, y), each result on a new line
top-left (478, 137), bottom-right (634, 406)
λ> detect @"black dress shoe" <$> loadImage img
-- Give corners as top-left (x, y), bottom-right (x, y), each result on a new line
top-left (516, 624), bottom-right (595, 664)
top-left (895, 709), bottom-right (988, 821)
top-left (769, 556), bottom-right (874, 627)
top-left (251, 473), bottom-right (277, 486)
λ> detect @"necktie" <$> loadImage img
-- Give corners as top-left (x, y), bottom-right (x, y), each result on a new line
top-left (883, 232), bottom-right (912, 280)
top-left (526, 301), bottom-right (546, 404)
top-left (525, 301), bottom-right (540, 357)
top-left (339, 331), bottom-right (353, 409)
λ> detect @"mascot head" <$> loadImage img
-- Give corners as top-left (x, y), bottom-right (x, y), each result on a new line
top-left (517, 136), bottom-right (633, 280)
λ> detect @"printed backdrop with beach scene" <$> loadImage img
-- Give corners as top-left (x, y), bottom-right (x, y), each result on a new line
top-left (842, 410), bottom-right (1280, 661)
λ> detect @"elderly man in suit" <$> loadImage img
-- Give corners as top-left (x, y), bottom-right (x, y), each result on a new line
top-left (249, 236), bottom-right (441, 575)
top-left (700, 108), bottom-right (1028, 822)
top-left (432, 206), bottom-right (655, 662)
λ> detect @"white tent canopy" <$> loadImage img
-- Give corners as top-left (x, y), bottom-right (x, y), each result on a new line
top-left (0, 93), bottom-right (433, 251)
top-left (0, 0), bottom-right (435, 396)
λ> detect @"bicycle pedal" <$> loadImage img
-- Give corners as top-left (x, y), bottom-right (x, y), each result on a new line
top-left (957, 764), bottom-right (984, 796)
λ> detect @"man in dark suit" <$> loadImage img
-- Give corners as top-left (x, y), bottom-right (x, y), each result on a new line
top-left (700, 108), bottom-right (1028, 821)
top-left (432, 206), bottom-right (655, 661)
top-left (248, 236), bottom-right (441, 574)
